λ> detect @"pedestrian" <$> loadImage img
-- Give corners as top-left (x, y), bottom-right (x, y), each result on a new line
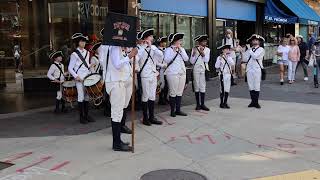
top-left (68, 33), bottom-right (95, 124)
top-left (234, 39), bottom-right (243, 78)
top-left (276, 38), bottom-right (289, 85)
top-left (99, 45), bottom-right (138, 152)
top-left (137, 29), bottom-right (163, 126)
top-left (296, 35), bottom-right (309, 81)
top-left (312, 37), bottom-right (320, 88)
top-left (156, 36), bottom-right (169, 105)
top-left (288, 37), bottom-right (300, 84)
top-left (222, 29), bottom-right (237, 85)
top-left (164, 33), bottom-right (189, 117)
top-left (13, 40), bottom-right (21, 73)
top-left (47, 51), bottom-right (66, 113)
top-left (190, 34), bottom-right (210, 111)
top-left (308, 33), bottom-right (316, 51)
top-left (215, 45), bottom-right (234, 109)
top-left (242, 34), bottom-right (265, 109)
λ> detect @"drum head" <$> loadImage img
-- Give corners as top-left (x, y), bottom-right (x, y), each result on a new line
top-left (84, 74), bottom-right (101, 87)
top-left (63, 81), bottom-right (76, 87)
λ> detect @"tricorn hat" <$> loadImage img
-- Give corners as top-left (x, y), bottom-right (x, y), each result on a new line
top-left (49, 51), bottom-right (63, 60)
top-left (217, 44), bottom-right (231, 50)
top-left (157, 36), bottom-right (168, 43)
top-left (141, 29), bottom-right (154, 40)
top-left (89, 42), bottom-right (102, 51)
top-left (170, 33), bottom-right (184, 43)
top-left (246, 34), bottom-right (265, 43)
top-left (194, 34), bottom-right (208, 42)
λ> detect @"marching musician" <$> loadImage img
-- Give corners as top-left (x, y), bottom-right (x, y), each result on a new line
top-left (90, 42), bottom-right (102, 74)
top-left (47, 50), bottom-right (66, 113)
top-left (242, 34), bottom-right (265, 109)
top-left (190, 35), bottom-right (210, 111)
top-left (215, 45), bottom-right (235, 109)
top-left (68, 33), bottom-right (95, 124)
top-left (137, 29), bottom-right (163, 126)
top-left (222, 29), bottom-right (237, 86)
top-left (164, 33), bottom-right (189, 117)
top-left (156, 36), bottom-right (169, 105)
top-left (99, 44), bottom-right (138, 152)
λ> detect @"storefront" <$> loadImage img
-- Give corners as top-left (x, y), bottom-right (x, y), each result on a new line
top-left (0, 0), bottom-right (127, 93)
top-left (139, 0), bottom-right (207, 50)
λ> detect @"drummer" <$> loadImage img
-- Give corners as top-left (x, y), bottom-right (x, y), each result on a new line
top-left (90, 42), bottom-right (102, 75)
top-left (47, 50), bottom-right (66, 113)
top-left (68, 33), bottom-right (95, 124)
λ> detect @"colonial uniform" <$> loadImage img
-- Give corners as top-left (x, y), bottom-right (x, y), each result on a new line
top-left (99, 45), bottom-right (134, 152)
top-left (137, 29), bottom-right (163, 126)
top-left (156, 36), bottom-right (169, 105)
top-left (68, 33), bottom-right (95, 124)
top-left (164, 33), bottom-right (189, 117)
top-left (222, 29), bottom-right (237, 86)
top-left (47, 51), bottom-right (66, 113)
top-left (190, 35), bottom-right (210, 111)
top-left (242, 34), bottom-right (265, 109)
top-left (89, 42), bottom-right (102, 74)
top-left (215, 45), bottom-right (235, 109)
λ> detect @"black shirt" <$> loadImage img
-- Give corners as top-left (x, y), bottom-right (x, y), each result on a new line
top-left (298, 41), bottom-right (308, 60)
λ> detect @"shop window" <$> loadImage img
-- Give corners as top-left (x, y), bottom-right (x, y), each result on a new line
top-left (141, 12), bottom-right (158, 35)
top-left (216, 20), bottom-right (225, 47)
top-left (159, 13), bottom-right (174, 37)
top-left (177, 15), bottom-right (191, 49)
top-left (191, 17), bottom-right (206, 47)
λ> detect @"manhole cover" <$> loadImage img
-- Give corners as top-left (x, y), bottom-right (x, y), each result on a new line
top-left (0, 162), bottom-right (14, 171)
top-left (140, 169), bottom-right (207, 180)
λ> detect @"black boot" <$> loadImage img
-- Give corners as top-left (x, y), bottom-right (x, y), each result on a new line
top-left (78, 102), bottom-right (87, 124)
top-left (254, 91), bottom-right (261, 109)
top-left (121, 108), bottom-right (132, 134)
top-left (220, 93), bottom-right (224, 108)
top-left (195, 92), bottom-right (201, 110)
top-left (314, 75), bottom-right (319, 88)
top-left (231, 75), bottom-right (237, 86)
top-left (112, 121), bottom-right (132, 152)
top-left (158, 91), bottom-right (166, 105)
top-left (148, 100), bottom-right (162, 125)
top-left (200, 92), bottom-right (210, 111)
top-left (104, 94), bottom-right (111, 117)
top-left (175, 96), bottom-right (187, 116)
top-left (54, 99), bottom-right (60, 113)
top-left (61, 99), bottom-right (67, 113)
top-left (142, 101), bottom-right (151, 126)
top-left (248, 91), bottom-right (255, 108)
top-left (84, 101), bottom-right (95, 122)
top-left (169, 96), bottom-right (176, 117)
top-left (223, 92), bottom-right (230, 109)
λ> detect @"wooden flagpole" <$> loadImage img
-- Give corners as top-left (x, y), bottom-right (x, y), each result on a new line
top-left (131, 56), bottom-right (136, 153)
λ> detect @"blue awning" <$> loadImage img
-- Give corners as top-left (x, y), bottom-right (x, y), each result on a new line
top-left (264, 0), bottom-right (297, 24)
top-left (280, 0), bottom-right (320, 25)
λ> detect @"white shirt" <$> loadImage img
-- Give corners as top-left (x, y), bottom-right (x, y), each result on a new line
top-left (68, 48), bottom-right (91, 80)
top-left (164, 46), bottom-right (189, 75)
top-left (277, 45), bottom-right (290, 61)
top-left (215, 55), bottom-right (234, 75)
top-left (190, 46), bottom-right (210, 73)
top-left (243, 46), bottom-right (265, 72)
top-left (90, 55), bottom-right (100, 73)
top-left (47, 61), bottom-right (65, 81)
top-left (99, 45), bottom-right (133, 82)
top-left (137, 44), bottom-right (163, 78)
top-left (155, 47), bottom-right (167, 69)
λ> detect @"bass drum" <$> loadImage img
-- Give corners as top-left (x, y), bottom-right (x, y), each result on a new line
top-left (83, 73), bottom-right (104, 106)
top-left (62, 80), bottom-right (77, 103)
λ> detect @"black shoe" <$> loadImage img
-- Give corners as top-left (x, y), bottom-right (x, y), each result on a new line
top-left (220, 103), bottom-right (224, 108)
top-left (248, 103), bottom-right (255, 108)
top-left (201, 105), bottom-right (210, 111)
top-left (169, 96), bottom-right (176, 117)
top-left (175, 111), bottom-right (187, 116)
top-left (200, 93), bottom-right (209, 111)
top-left (170, 111), bottom-right (176, 117)
top-left (255, 103), bottom-right (261, 109)
top-left (150, 118), bottom-right (163, 125)
top-left (223, 104), bottom-right (230, 109)
top-left (195, 105), bottom-right (201, 110)
top-left (195, 92), bottom-right (201, 110)
top-left (142, 102), bottom-right (151, 126)
top-left (113, 144), bottom-right (132, 152)
top-left (175, 96), bottom-right (187, 116)
top-left (315, 84), bottom-right (319, 88)
top-left (121, 125), bottom-right (132, 134)
top-left (248, 91), bottom-right (254, 108)
top-left (148, 100), bottom-right (162, 125)
top-left (280, 82), bottom-right (284, 85)
top-left (142, 119), bottom-right (152, 126)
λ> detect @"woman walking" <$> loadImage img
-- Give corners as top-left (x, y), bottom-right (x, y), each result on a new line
top-left (288, 38), bottom-right (300, 84)
top-left (277, 38), bottom-right (290, 85)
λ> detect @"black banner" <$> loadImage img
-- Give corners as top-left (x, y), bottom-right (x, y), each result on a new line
top-left (102, 12), bottom-right (137, 47)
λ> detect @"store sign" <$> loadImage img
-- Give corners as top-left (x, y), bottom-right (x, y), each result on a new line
top-left (265, 15), bottom-right (288, 23)
top-left (308, 20), bottom-right (319, 26)
top-left (79, 2), bottom-right (108, 19)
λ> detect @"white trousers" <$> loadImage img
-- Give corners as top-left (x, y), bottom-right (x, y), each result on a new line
top-left (106, 80), bottom-right (132, 123)
top-left (219, 74), bottom-right (231, 93)
top-left (167, 74), bottom-right (186, 97)
top-left (193, 72), bottom-right (206, 93)
top-left (288, 61), bottom-right (298, 81)
top-left (76, 81), bottom-right (89, 102)
top-left (141, 76), bottom-right (157, 102)
top-left (247, 69), bottom-right (261, 91)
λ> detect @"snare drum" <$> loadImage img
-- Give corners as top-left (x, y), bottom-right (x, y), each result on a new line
top-left (62, 80), bottom-right (77, 102)
top-left (83, 73), bottom-right (104, 102)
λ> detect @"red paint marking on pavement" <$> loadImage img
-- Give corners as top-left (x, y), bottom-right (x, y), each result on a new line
top-left (158, 115), bottom-right (175, 125)
top-left (258, 144), bottom-right (297, 154)
top-left (305, 135), bottom-right (320, 140)
top-left (246, 152), bottom-right (274, 160)
top-left (16, 156), bottom-right (52, 173)
top-left (4, 152), bottom-right (33, 163)
top-left (196, 135), bottom-right (216, 144)
top-left (277, 144), bottom-right (295, 149)
top-left (276, 137), bottom-right (318, 147)
top-left (50, 161), bottom-right (70, 171)
top-left (168, 137), bottom-right (176, 143)
top-left (195, 110), bottom-right (208, 115)
top-left (181, 135), bottom-right (194, 144)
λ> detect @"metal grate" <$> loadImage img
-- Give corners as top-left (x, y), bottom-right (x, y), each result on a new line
top-left (140, 169), bottom-right (207, 180)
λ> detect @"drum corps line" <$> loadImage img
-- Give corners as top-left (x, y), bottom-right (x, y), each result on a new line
top-left (47, 29), bottom-right (265, 152)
